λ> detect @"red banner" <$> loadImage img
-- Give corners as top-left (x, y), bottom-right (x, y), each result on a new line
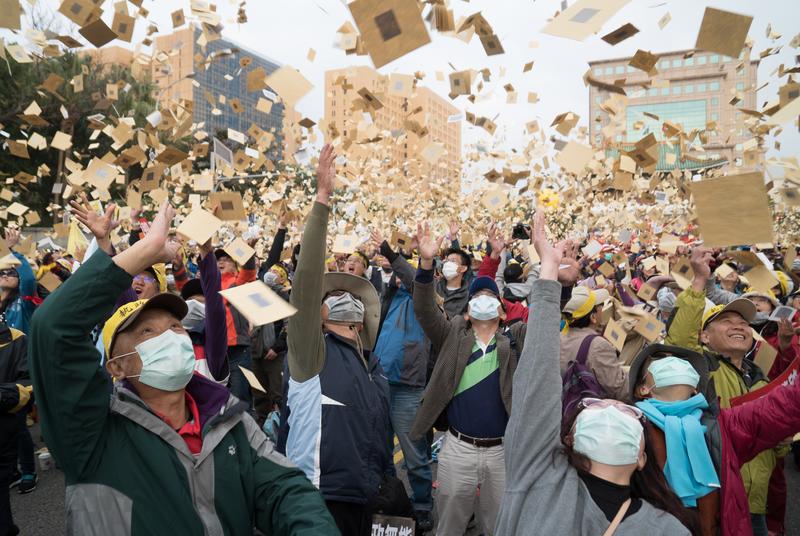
top-left (730, 357), bottom-right (800, 407)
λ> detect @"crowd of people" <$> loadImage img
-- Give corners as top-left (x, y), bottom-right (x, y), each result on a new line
top-left (1, 144), bottom-right (799, 535)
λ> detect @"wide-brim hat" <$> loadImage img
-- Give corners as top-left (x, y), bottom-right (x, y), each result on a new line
top-left (323, 272), bottom-right (380, 351)
top-left (628, 343), bottom-right (710, 402)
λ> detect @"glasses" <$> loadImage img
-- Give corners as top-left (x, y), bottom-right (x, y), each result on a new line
top-left (0, 270), bottom-right (18, 278)
top-left (133, 275), bottom-right (156, 284)
top-left (580, 398), bottom-right (645, 422)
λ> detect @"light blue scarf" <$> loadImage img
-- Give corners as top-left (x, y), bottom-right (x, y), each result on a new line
top-left (636, 394), bottom-right (720, 507)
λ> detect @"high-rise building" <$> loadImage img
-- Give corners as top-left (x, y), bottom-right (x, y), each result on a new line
top-left (324, 66), bottom-right (461, 184)
top-left (86, 27), bottom-right (286, 161)
top-left (588, 49), bottom-right (759, 170)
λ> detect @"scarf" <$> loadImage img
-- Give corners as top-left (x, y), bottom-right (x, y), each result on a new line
top-left (636, 394), bottom-right (720, 507)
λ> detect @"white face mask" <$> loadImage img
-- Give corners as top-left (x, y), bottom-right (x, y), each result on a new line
top-left (113, 329), bottom-right (196, 392)
top-left (573, 406), bottom-right (643, 466)
top-left (182, 299), bottom-right (206, 332)
top-left (442, 261), bottom-right (460, 280)
top-left (468, 294), bottom-right (500, 321)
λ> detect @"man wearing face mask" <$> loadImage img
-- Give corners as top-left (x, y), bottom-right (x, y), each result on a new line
top-left (280, 144), bottom-right (390, 536)
top-left (437, 248), bottom-right (472, 319)
top-left (177, 237), bottom-right (229, 384)
top-left (28, 200), bottom-right (337, 536)
top-left (408, 221), bottom-right (530, 536)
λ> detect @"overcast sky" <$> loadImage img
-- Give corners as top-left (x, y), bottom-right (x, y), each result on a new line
top-left (5, 0), bottom-right (799, 175)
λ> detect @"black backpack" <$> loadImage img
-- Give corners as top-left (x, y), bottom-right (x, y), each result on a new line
top-left (561, 334), bottom-right (607, 417)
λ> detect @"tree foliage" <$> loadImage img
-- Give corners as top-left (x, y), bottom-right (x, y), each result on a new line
top-left (1, 50), bottom-right (158, 225)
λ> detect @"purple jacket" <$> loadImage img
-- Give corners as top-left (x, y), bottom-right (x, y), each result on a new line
top-left (196, 252), bottom-right (228, 381)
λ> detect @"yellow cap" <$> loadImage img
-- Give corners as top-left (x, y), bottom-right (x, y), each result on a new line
top-left (701, 298), bottom-right (756, 330)
top-left (102, 294), bottom-right (187, 357)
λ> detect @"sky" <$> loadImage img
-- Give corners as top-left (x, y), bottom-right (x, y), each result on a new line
top-left (4, 0), bottom-right (799, 176)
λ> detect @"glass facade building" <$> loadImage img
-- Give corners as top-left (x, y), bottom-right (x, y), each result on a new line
top-left (588, 48), bottom-right (759, 169)
top-left (626, 100), bottom-right (707, 141)
top-left (190, 32), bottom-right (285, 160)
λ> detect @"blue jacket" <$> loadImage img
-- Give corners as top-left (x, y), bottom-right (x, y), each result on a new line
top-left (280, 333), bottom-right (390, 504)
top-left (2, 252), bottom-right (36, 335)
top-left (375, 284), bottom-right (429, 388)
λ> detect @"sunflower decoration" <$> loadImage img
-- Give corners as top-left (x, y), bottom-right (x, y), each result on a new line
top-left (538, 189), bottom-right (560, 210)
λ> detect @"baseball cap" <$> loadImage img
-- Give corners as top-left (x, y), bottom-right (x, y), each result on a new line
top-left (701, 298), bottom-right (756, 330)
top-left (469, 276), bottom-right (500, 298)
top-left (102, 294), bottom-right (188, 357)
top-left (563, 286), bottom-right (611, 319)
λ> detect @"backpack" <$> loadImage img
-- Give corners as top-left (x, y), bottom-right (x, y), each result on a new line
top-left (562, 334), bottom-right (606, 417)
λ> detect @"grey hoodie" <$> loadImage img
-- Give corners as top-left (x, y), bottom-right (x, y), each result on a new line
top-left (494, 279), bottom-right (690, 536)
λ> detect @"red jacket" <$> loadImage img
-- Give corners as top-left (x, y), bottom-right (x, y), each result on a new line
top-left (477, 255), bottom-right (529, 324)
top-left (716, 358), bottom-right (800, 536)
top-left (763, 331), bottom-right (799, 380)
top-left (221, 268), bottom-right (257, 347)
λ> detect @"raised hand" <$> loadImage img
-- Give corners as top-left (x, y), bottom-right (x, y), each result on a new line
top-left (69, 193), bottom-right (119, 241)
top-left (144, 201), bottom-right (182, 265)
top-left (532, 212), bottom-right (567, 281)
top-left (4, 228), bottom-right (20, 250)
top-left (416, 222), bottom-right (444, 264)
top-left (448, 219), bottom-right (459, 240)
top-left (315, 143), bottom-right (336, 205)
top-left (486, 222), bottom-right (506, 258)
top-left (370, 228), bottom-right (384, 250)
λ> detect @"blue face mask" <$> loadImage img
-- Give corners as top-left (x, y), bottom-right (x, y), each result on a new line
top-left (128, 329), bottom-right (196, 392)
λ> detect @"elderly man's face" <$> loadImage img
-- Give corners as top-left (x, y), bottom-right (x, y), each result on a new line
top-left (106, 309), bottom-right (188, 383)
top-left (700, 311), bottom-right (752, 355)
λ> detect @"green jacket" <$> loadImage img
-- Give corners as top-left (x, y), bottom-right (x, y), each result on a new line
top-left (29, 251), bottom-right (338, 536)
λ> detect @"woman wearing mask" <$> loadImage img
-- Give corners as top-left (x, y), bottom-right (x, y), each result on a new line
top-left (177, 237), bottom-right (228, 384)
top-left (496, 212), bottom-right (697, 536)
top-left (0, 229), bottom-right (36, 335)
top-left (629, 350), bottom-right (800, 536)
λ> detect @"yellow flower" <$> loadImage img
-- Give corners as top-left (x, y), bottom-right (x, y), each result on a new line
top-left (538, 189), bottom-right (560, 209)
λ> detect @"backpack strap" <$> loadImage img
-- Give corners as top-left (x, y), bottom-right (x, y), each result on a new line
top-left (576, 334), bottom-right (599, 365)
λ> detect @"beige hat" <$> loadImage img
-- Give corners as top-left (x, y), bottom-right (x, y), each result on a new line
top-left (563, 286), bottom-right (611, 319)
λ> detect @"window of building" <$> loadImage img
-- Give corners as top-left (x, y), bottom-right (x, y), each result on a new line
top-left (594, 95), bottom-right (602, 103)
top-left (626, 65), bottom-right (636, 73)
top-left (711, 112), bottom-right (718, 121)
top-left (595, 123), bottom-right (602, 131)
top-left (594, 67), bottom-right (604, 76)
top-left (735, 143), bottom-right (743, 151)
top-left (648, 88), bottom-right (659, 97)
top-left (626, 99), bottom-right (707, 142)
top-left (711, 97), bottom-right (718, 106)
top-left (615, 65), bottom-right (625, 74)
top-left (660, 60), bottom-right (671, 70)
top-left (709, 81), bottom-right (720, 91)
top-left (604, 66), bottom-right (614, 75)
top-left (661, 87), bottom-right (670, 96)
top-left (696, 83), bottom-right (706, 92)
top-left (697, 55), bottom-right (707, 65)
top-left (735, 112), bottom-right (741, 120)
top-left (673, 85), bottom-right (681, 95)
top-left (684, 84), bottom-right (694, 94)
top-left (672, 59), bottom-right (682, 68)
top-left (722, 55), bottom-right (731, 63)
top-left (736, 82), bottom-right (744, 90)
top-left (710, 55), bottom-right (719, 64)
top-left (684, 57), bottom-right (695, 66)
top-left (615, 134), bottom-right (624, 142)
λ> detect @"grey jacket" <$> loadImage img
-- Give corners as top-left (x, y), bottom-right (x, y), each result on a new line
top-left (435, 277), bottom-right (470, 319)
top-left (495, 279), bottom-right (690, 536)
top-left (410, 277), bottom-right (527, 440)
